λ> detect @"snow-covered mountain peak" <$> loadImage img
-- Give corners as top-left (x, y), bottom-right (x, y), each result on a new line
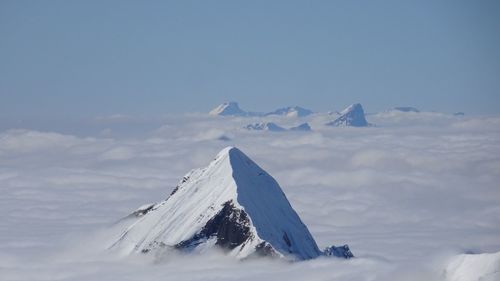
top-left (209, 102), bottom-right (247, 116)
top-left (216, 146), bottom-right (259, 173)
top-left (327, 103), bottom-right (370, 127)
top-left (107, 146), bottom-right (324, 260)
top-left (340, 103), bottom-right (363, 116)
top-left (215, 145), bottom-right (235, 158)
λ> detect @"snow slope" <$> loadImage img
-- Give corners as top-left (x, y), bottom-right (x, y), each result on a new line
top-left (445, 251), bottom-right (500, 281)
top-left (108, 147), bottom-right (321, 260)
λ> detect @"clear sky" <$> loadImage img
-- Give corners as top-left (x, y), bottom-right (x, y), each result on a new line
top-left (1, 0), bottom-right (499, 119)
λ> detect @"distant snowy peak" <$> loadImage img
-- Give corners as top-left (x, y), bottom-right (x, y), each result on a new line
top-left (339, 103), bottom-right (364, 116)
top-left (326, 103), bottom-right (370, 127)
top-left (265, 106), bottom-right (313, 117)
top-left (244, 122), bottom-right (286, 132)
top-left (108, 147), bottom-right (329, 260)
top-left (209, 102), bottom-right (248, 116)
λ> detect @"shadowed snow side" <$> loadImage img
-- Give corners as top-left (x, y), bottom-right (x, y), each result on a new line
top-left (227, 147), bottom-right (321, 259)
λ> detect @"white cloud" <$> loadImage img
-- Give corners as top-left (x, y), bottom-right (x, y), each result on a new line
top-left (1, 113), bottom-right (500, 280)
top-left (99, 146), bottom-right (136, 161)
top-left (0, 129), bottom-right (85, 153)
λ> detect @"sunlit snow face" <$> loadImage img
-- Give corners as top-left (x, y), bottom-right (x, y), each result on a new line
top-left (1, 112), bottom-right (499, 281)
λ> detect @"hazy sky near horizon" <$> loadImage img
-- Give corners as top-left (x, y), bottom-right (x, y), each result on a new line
top-left (1, 0), bottom-right (499, 119)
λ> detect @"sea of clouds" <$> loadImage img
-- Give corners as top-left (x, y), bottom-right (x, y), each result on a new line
top-left (1, 111), bottom-right (499, 281)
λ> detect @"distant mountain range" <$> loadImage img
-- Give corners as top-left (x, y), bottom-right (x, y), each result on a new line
top-left (209, 102), bottom-right (464, 128)
top-left (209, 102), bottom-right (314, 117)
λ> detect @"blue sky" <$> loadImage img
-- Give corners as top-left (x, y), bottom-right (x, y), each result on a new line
top-left (1, 0), bottom-right (499, 119)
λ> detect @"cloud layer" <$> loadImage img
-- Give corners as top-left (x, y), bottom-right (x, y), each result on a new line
top-left (1, 112), bottom-right (499, 280)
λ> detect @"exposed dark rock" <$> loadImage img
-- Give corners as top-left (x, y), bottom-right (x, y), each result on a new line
top-left (141, 241), bottom-right (169, 253)
top-left (167, 176), bottom-right (190, 199)
top-left (323, 244), bottom-right (354, 259)
top-left (130, 204), bottom-right (155, 217)
top-left (254, 242), bottom-right (278, 257)
top-left (169, 186), bottom-right (179, 196)
top-left (176, 200), bottom-right (252, 251)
